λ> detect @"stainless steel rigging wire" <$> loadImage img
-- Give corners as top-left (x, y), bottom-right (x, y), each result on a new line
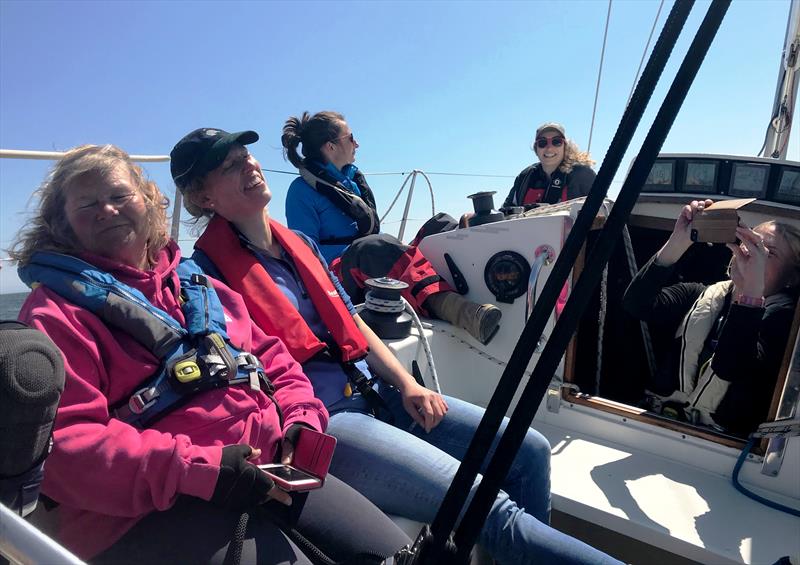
top-left (587, 0), bottom-right (613, 153)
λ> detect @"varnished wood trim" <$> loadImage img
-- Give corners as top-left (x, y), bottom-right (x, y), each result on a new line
top-left (636, 194), bottom-right (800, 219)
top-left (627, 215), bottom-right (675, 231)
top-left (565, 392), bottom-right (748, 450)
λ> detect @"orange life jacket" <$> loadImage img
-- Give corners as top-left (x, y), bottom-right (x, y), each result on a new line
top-left (195, 215), bottom-right (369, 364)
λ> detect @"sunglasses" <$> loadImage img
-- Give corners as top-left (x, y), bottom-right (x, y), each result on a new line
top-left (535, 136), bottom-right (564, 149)
top-left (333, 132), bottom-right (355, 144)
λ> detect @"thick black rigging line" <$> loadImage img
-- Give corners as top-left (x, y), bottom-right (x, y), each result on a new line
top-left (415, 0), bottom-right (698, 561)
top-left (453, 0), bottom-right (732, 561)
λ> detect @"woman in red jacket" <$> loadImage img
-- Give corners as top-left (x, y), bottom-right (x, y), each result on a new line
top-left (10, 144), bottom-right (408, 564)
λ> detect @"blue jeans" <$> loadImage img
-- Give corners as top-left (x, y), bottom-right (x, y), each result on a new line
top-left (326, 384), bottom-right (621, 565)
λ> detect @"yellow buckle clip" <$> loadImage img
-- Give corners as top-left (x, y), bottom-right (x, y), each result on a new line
top-left (174, 360), bottom-right (202, 383)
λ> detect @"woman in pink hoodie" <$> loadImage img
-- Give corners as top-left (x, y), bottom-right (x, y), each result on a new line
top-left (10, 144), bottom-right (409, 564)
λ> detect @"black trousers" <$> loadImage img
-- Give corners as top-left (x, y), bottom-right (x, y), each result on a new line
top-left (93, 475), bottom-right (410, 565)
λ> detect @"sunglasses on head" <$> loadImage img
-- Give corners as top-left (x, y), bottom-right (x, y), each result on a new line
top-left (535, 136), bottom-right (564, 149)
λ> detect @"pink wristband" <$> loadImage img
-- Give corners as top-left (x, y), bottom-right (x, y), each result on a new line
top-left (735, 294), bottom-right (765, 308)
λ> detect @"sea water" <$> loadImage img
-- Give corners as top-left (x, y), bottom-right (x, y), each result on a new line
top-left (0, 292), bottom-right (29, 320)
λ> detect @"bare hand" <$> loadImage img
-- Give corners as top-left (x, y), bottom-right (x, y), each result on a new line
top-left (726, 226), bottom-right (768, 298)
top-left (401, 382), bottom-right (448, 432)
top-left (656, 199), bottom-right (713, 266)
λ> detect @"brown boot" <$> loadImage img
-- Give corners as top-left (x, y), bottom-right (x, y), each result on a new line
top-left (425, 292), bottom-right (502, 345)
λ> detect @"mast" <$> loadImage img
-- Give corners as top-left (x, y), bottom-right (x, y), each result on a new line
top-left (762, 0), bottom-right (800, 160)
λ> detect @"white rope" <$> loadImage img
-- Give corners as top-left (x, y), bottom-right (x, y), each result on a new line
top-left (363, 294), bottom-right (406, 314)
top-left (587, 0), bottom-right (613, 153)
top-left (380, 174), bottom-right (414, 222)
top-left (401, 298), bottom-right (441, 394)
top-left (594, 202), bottom-right (612, 395)
top-left (595, 264), bottom-right (608, 396)
top-left (359, 295), bottom-right (441, 393)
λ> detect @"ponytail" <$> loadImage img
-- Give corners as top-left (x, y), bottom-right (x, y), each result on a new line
top-left (281, 111), bottom-right (346, 170)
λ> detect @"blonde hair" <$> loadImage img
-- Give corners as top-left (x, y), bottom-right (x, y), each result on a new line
top-left (179, 174), bottom-right (214, 234)
top-left (559, 139), bottom-right (595, 174)
top-left (764, 220), bottom-right (800, 289)
top-left (8, 144), bottom-right (169, 267)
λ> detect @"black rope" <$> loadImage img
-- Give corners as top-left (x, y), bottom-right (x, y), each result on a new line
top-left (222, 511), bottom-right (250, 565)
top-left (416, 1), bottom-right (699, 561)
top-left (452, 1), bottom-right (731, 560)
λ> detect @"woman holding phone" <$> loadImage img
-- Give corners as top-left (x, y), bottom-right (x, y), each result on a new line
top-left (623, 199), bottom-right (800, 435)
top-left (173, 126), bottom-right (622, 565)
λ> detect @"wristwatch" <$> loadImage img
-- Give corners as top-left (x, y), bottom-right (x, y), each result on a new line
top-left (735, 294), bottom-right (766, 308)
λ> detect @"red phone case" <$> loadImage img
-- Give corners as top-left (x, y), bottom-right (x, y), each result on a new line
top-left (291, 427), bottom-right (337, 485)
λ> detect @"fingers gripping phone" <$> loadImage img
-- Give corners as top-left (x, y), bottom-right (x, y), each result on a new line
top-left (258, 464), bottom-right (322, 492)
top-left (259, 427), bottom-right (337, 492)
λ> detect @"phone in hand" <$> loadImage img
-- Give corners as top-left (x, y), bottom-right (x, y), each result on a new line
top-left (258, 463), bottom-right (323, 492)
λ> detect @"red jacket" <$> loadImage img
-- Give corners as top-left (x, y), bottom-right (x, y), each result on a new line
top-left (18, 241), bottom-right (326, 559)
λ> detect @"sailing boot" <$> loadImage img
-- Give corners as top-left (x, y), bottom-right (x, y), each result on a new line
top-left (425, 292), bottom-right (502, 345)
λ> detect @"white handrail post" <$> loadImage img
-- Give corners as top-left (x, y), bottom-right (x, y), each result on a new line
top-left (397, 170), bottom-right (418, 242)
top-left (170, 190), bottom-right (182, 242)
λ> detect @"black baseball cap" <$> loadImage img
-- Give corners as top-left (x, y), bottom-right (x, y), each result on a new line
top-left (170, 128), bottom-right (259, 190)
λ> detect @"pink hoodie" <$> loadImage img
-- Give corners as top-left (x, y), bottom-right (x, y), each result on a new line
top-left (18, 242), bottom-right (327, 560)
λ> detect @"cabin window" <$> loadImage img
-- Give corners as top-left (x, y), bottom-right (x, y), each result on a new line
top-left (680, 160), bottom-right (717, 193)
top-left (774, 168), bottom-right (800, 205)
top-left (728, 162), bottom-right (769, 198)
top-left (643, 160), bottom-right (675, 192)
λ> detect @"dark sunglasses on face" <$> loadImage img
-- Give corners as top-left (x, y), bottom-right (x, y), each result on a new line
top-left (333, 132), bottom-right (355, 144)
top-left (535, 136), bottom-right (564, 149)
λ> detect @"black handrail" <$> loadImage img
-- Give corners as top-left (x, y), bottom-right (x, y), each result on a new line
top-left (453, 0), bottom-right (731, 560)
top-left (418, 2), bottom-right (699, 562)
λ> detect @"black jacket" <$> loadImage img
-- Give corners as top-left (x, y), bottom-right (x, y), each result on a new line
top-left (502, 163), bottom-right (596, 208)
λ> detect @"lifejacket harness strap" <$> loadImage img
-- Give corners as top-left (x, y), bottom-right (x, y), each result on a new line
top-left (18, 252), bottom-right (270, 429)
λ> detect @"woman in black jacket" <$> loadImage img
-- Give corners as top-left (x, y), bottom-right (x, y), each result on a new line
top-left (623, 199), bottom-right (800, 436)
top-left (503, 122), bottom-right (596, 209)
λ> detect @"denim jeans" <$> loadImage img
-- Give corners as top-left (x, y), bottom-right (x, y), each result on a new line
top-left (326, 384), bottom-right (621, 565)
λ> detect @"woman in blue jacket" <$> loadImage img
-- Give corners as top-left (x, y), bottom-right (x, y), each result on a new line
top-left (283, 111), bottom-right (502, 346)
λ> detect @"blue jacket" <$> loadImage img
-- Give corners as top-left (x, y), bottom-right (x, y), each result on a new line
top-left (285, 162), bottom-right (380, 263)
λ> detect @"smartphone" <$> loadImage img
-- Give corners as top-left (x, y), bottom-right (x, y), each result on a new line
top-left (258, 463), bottom-right (323, 492)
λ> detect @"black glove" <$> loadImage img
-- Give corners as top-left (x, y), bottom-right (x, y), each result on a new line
top-left (282, 424), bottom-right (305, 449)
top-left (211, 445), bottom-right (274, 510)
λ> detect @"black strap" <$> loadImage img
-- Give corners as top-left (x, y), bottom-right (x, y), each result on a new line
top-left (410, 275), bottom-right (443, 298)
top-left (342, 363), bottom-right (394, 425)
top-left (320, 234), bottom-right (362, 246)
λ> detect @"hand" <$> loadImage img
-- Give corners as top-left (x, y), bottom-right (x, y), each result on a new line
top-left (656, 199), bottom-right (713, 266)
top-left (400, 382), bottom-right (448, 433)
top-left (280, 424), bottom-right (306, 466)
top-left (727, 226), bottom-right (768, 298)
top-left (212, 444), bottom-right (292, 509)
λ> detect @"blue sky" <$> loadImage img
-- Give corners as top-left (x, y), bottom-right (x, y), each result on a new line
top-left (1, 0), bottom-right (798, 293)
